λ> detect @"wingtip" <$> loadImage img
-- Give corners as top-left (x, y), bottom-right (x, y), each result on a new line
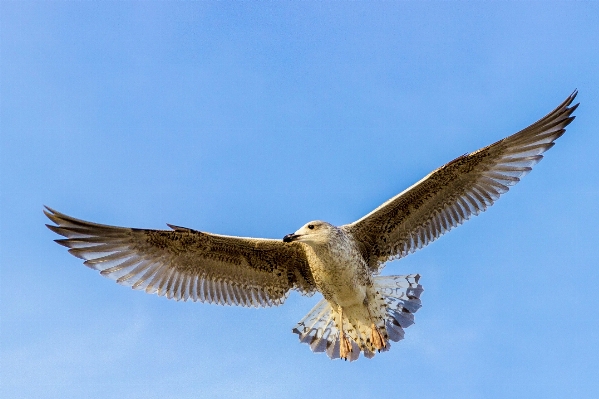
top-left (54, 238), bottom-right (72, 248)
top-left (167, 223), bottom-right (188, 232)
top-left (43, 206), bottom-right (62, 224)
top-left (43, 206), bottom-right (53, 217)
top-left (43, 205), bottom-right (57, 214)
top-left (45, 223), bottom-right (66, 236)
top-left (562, 89), bottom-right (575, 103)
top-left (570, 102), bottom-right (580, 114)
top-left (566, 89), bottom-right (579, 109)
top-left (166, 223), bottom-right (199, 233)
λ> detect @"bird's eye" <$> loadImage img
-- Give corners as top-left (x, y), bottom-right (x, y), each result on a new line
top-left (308, 224), bottom-right (314, 230)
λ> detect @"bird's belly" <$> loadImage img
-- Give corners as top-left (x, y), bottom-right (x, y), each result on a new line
top-left (311, 259), bottom-right (368, 308)
top-left (331, 282), bottom-right (366, 308)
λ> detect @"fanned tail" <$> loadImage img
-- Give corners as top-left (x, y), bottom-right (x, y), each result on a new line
top-left (292, 274), bottom-right (423, 361)
top-left (377, 274), bottom-right (423, 344)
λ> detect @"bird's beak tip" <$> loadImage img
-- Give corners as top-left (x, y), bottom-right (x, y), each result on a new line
top-left (283, 233), bottom-right (296, 243)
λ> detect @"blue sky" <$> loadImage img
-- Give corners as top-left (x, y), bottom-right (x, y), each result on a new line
top-left (1, 2), bottom-right (598, 398)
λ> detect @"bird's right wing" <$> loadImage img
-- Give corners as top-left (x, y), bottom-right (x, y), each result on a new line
top-left (45, 207), bottom-right (315, 307)
top-left (344, 91), bottom-right (578, 270)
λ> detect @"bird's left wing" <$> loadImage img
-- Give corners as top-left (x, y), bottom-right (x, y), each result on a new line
top-left (45, 207), bottom-right (315, 307)
top-left (343, 91), bottom-right (578, 271)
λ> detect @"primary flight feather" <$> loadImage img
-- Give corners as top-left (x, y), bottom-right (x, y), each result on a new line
top-left (46, 91), bottom-right (578, 361)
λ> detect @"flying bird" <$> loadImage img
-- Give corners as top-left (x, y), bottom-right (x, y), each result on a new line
top-left (45, 91), bottom-right (578, 361)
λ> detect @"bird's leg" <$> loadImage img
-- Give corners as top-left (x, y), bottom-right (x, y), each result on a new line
top-left (366, 303), bottom-right (386, 352)
top-left (338, 307), bottom-right (352, 361)
top-left (370, 323), bottom-right (386, 352)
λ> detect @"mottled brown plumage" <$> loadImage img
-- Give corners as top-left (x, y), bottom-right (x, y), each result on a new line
top-left (45, 91), bottom-right (578, 361)
top-left (345, 91), bottom-right (578, 272)
top-left (46, 211), bottom-right (315, 307)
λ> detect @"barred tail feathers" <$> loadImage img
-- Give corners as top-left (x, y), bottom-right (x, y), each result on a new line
top-left (292, 274), bottom-right (423, 361)
top-left (377, 274), bottom-right (423, 344)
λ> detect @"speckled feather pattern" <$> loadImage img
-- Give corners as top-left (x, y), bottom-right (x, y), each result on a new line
top-left (45, 208), bottom-right (315, 307)
top-left (344, 91), bottom-right (578, 271)
top-left (293, 274), bottom-right (423, 361)
top-left (45, 92), bottom-right (578, 361)
top-left (299, 226), bottom-right (396, 356)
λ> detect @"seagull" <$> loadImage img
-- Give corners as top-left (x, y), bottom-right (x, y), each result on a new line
top-left (45, 91), bottom-right (578, 361)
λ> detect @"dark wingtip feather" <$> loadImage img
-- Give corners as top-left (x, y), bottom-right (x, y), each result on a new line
top-left (45, 214), bottom-right (63, 227)
top-left (43, 206), bottom-right (62, 224)
top-left (565, 89), bottom-right (578, 105)
top-left (46, 223), bottom-right (67, 237)
top-left (54, 238), bottom-right (73, 248)
top-left (552, 90), bottom-right (579, 117)
top-left (43, 206), bottom-right (70, 225)
top-left (166, 223), bottom-right (192, 232)
top-left (566, 91), bottom-right (579, 115)
top-left (43, 205), bottom-right (57, 214)
top-left (167, 223), bottom-right (201, 233)
top-left (569, 102), bottom-right (580, 114)
top-left (67, 248), bottom-right (87, 260)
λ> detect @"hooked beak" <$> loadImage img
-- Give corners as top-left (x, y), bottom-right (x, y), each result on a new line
top-left (283, 233), bottom-right (300, 243)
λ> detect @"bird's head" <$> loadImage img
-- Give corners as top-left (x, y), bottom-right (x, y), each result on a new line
top-left (283, 221), bottom-right (336, 246)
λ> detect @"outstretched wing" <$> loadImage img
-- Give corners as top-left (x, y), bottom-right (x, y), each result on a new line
top-left (45, 207), bottom-right (315, 307)
top-left (344, 91), bottom-right (579, 270)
